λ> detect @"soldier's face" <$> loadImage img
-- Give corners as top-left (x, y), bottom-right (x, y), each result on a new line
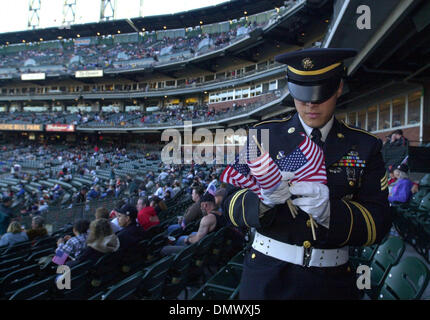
top-left (294, 81), bottom-right (343, 128)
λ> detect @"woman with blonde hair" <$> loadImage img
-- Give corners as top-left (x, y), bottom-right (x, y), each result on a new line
top-left (69, 218), bottom-right (120, 266)
top-left (0, 221), bottom-right (28, 247)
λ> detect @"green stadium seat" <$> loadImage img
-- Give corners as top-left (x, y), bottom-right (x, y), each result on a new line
top-left (368, 237), bottom-right (405, 297)
top-left (205, 263), bottom-right (243, 291)
top-left (101, 271), bottom-right (144, 300)
top-left (419, 174), bottom-right (430, 189)
top-left (349, 244), bottom-right (379, 270)
top-left (0, 264), bottom-right (41, 298)
top-left (9, 275), bottom-right (56, 300)
top-left (23, 248), bottom-right (54, 265)
top-left (162, 242), bottom-right (197, 299)
top-left (228, 248), bottom-right (248, 267)
top-left (143, 233), bottom-right (167, 266)
top-left (191, 284), bottom-right (236, 300)
top-left (138, 255), bottom-right (174, 299)
top-left (377, 257), bottom-right (430, 300)
top-left (88, 251), bottom-right (122, 291)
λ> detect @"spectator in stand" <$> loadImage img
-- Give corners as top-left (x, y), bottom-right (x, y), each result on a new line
top-left (87, 185), bottom-right (100, 200)
top-left (163, 183), bottom-right (173, 199)
top-left (69, 219), bottom-right (120, 266)
top-left (137, 197), bottom-right (160, 231)
top-left (95, 207), bottom-right (121, 233)
top-left (388, 164), bottom-right (414, 204)
top-left (154, 183), bottom-right (164, 198)
top-left (75, 187), bottom-right (88, 204)
top-left (26, 216), bottom-right (48, 241)
top-left (172, 181), bottom-right (181, 198)
top-left (387, 166), bottom-right (397, 194)
top-left (382, 129), bottom-right (409, 170)
top-left (164, 190), bottom-right (172, 201)
top-left (0, 221), bottom-right (28, 247)
top-left (138, 184), bottom-right (147, 198)
top-left (109, 169), bottom-right (116, 185)
top-left (55, 219), bottom-right (90, 261)
top-left (127, 176), bottom-right (138, 196)
top-left (116, 204), bottom-right (145, 249)
top-left (214, 188), bottom-right (227, 212)
top-left (145, 177), bottom-right (155, 191)
top-left (0, 197), bottom-right (14, 235)
top-left (151, 196), bottom-right (167, 215)
top-left (167, 185), bottom-right (204, 235)
top-left (110, 199), bottom-right (125, 231)
top-left (161, 193), bottom-right (226, 255)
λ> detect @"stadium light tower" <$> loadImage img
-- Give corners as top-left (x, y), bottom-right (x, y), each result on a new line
top-left (62, 0), bottom-right (77, 26)
top-left (28, 0), bottom-right (41, 29)
top-left (139, 0), bottom-right (144, 17)
top-left (100, 0), bottom-right (116, 21)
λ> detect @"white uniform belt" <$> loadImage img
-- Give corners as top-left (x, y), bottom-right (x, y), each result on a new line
top-left (252, 232), bottom-right (349, 267)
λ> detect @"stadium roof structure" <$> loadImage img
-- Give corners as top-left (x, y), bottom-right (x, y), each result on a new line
top-left (331, 0), bottom-right (430, 110)
top-left (0, 0), bottom-right (324, 45)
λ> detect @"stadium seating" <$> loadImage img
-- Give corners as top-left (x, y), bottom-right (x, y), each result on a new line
top-left (9, 275), bottom-right (57, 300)
top-left (162, 242), bottom-right (197, 300)
top-left (377, 257), bottom-right (429, 300)
top-left (367, 237), bottom-right (405, 298)
top-left (101, 271), bottom-right (144, 300)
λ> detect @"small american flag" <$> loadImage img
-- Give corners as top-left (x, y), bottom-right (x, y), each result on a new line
top-left (220, 132), bottom-right (327, 199)
top-left (247, 137), bottom-right (282, 190)
top-left (277, 133), bottom-right (327, 184)
top-left (220, 143), bottom-right (263, 198)
top-left (206, 181), bottom-right (217, 196)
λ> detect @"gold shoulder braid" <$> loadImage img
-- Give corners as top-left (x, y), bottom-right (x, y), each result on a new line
top-left (341, 121), bottom-right (378, 139)
top-left (253, 115), bottom-right (292, 128)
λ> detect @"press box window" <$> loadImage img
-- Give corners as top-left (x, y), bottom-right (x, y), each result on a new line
top-left (392, 96), bottom-right (405, 127)
top-left (367, 105), bottom-right (377, 132)
top-left (407, 91), bottom-right (421, 125)
top-left (378, 101), bottom-right (390, 130)
top-left (357, 110), bottom-right (366, 130)
top-left (347, 112), bottom-right (357, 126)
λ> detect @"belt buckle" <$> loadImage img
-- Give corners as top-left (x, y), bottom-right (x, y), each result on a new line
top-left (303, 247), bottom-right (313, 267)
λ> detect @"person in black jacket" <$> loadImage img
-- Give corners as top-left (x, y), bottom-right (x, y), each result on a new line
top-left (75, 187), bottom-right (88, 204)
top-left (116, 204), bottom-right (145, 249)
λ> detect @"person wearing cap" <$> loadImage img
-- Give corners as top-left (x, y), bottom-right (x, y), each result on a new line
top-left (116, 203), bottom-right (145, 249)
top-left (222, 47), bottom-right (392, 299)
top-left (389, 164), bottom-right (414, 204)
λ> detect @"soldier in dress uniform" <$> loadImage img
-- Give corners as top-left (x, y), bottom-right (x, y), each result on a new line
top-left (222, 48), bottom-right (392, 300)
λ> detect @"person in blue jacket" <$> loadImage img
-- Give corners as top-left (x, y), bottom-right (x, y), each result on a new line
top-left (388, 164), bottom-right (414, 204)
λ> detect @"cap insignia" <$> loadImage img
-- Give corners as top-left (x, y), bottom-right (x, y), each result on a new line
top-left (302, 58), bottom-right (314, 70)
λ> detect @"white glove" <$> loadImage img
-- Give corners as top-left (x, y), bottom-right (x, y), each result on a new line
top-left (260, 172), bottom-right (295, 207)
top-left (290, 182), bottom-right (330, 228)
